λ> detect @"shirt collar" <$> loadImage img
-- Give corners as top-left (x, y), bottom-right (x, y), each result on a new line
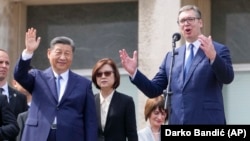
top-left (185, 40), bottom-right (201, 55)
top-left (185, 40), bottom-right (201, 50)
top-left (2, 82), bottom-right (8, 94)
top-left (53, 70), bottom-right (69, 80)
top-left (100, 90), bottom-right (115, 104)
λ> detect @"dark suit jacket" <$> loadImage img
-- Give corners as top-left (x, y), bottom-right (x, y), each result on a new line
top-left (132, 41), bottom-right (234, 124)
top-left (16, 111), bottom-right (28, 141)
top-left (0, 95), bottom-right (19, 141)
top-left (95, 91), bottom-right (138, 141)
top-left (14, 58), bottom-right (98, 141)
top-left (8, 86), bottom-right (28, 118)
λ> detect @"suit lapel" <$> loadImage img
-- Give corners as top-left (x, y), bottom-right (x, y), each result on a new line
top-left (104, 91), bottom-right (117, 132)
top-left (8, 86), bottom-right (16, 109)
top-left (59, 71), bottom-right (77, 105)
top-left (8, 86), bottom-right (14, 102)
top-left (183, 48), bottom-right (206, 86)
top-left (177, 45), bottom-right (186, 83)
top-left (43, 68), bottom-right (58, 103)
top-left (95, 94), bottom-right (102, 132)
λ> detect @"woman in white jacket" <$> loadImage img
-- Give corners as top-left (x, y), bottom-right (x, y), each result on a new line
top-left (138, 95), bottom-right (167, 141)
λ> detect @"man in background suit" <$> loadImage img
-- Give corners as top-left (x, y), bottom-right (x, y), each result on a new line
top-left (14, 28), bottom-right (97, 141)
top-left (0, 94), bottom-right (19, 141)
top-left (8, 86), bottom-right (28, 118)
top-left (0, 49), bottom-right (19, 141)
top-left (119, 5), bottom-right (234, 124)
top-left (0, 49), bottom-right (28, 118)
top-left (13, 79), bottom-right (32, 107)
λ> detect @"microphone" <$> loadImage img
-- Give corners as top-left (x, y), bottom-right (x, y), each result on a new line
top-left (172, 33), bottom-right (181, 42)
top-left (164, 33), bottom-right (180, 112)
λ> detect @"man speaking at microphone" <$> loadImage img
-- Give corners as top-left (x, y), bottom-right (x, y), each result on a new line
top-left (119, 5), bottom-right (234, 124)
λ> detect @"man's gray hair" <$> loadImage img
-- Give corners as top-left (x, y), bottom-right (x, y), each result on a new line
top-left (50, 36), bottom-right (75, 52)
top-left (178, 5), bottom-right (202, 19)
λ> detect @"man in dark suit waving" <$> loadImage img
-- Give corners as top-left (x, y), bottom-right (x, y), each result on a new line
top-left (14, 28), bottom-right (97, 141)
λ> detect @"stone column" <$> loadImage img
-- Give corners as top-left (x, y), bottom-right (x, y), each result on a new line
top-left (137, 0), bottom-right (181, 129)
top-left (0, 0), bottom-right (10, 51)
top-left (0, 0), bottom-right (26, 83)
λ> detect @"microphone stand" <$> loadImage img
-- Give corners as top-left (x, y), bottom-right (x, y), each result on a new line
top-left (163, 39), bottom-right (178, 124)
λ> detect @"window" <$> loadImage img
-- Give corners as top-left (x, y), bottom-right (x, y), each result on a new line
top-left (27, 2), bottom-right (138, 69)
top-left (212, 0), bottom-right (250, 124)
top-left (212, 0), bottom-right (250, 64)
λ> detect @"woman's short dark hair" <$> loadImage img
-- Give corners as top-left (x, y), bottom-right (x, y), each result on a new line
top-left (144, 95), bottom-right (167, 122)
top-left (92, 58), bottom-right (120, 89)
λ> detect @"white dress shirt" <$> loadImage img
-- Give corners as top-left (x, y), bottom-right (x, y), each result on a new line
top-left (1, 83), bottom-right (10, 103)
top-left (185, 40), bottom-right (200, 65)
top-left (100, 91), bottom-right (114, 131)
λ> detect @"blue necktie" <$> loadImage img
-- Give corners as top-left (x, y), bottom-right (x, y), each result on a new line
top-left (184, 44), bottom-right (194, 79)
top-left (56, 76), bottom-right (62, 100)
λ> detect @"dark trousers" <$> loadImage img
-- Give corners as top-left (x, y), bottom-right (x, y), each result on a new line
top-left (47, 129), bottom-right (56, 141)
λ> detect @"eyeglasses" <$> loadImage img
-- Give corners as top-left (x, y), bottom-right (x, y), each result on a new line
top-left (177, 17), bottom-right (200, 25)
top-left (96, 71), bottom-right (113, 77)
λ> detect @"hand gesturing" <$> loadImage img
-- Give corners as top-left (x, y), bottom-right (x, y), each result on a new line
top-left (25, 28), bottom-right (41, 54)
top-left (119, 49), bottom-right (138, 76)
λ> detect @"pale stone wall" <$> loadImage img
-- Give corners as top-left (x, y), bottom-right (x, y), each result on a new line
top-left (0, 0), bottom-right (10, 51)
top-left (0, 1), bottom-right (26, 83)
top-left (137, 0), bottom-right (181, 129)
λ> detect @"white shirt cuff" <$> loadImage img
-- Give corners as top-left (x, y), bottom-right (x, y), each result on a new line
top-left (22, 50), bottom-right (33, 60)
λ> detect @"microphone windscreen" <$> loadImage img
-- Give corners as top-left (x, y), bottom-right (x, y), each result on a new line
top-left (172, 33), bottom-right (181, 41)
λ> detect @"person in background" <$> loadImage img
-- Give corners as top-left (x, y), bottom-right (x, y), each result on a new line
top-left (138, 95), bottom-right (167, 141)
top-left (119, 5), bottom-right (234, 124)
top-left (16, 107), bottom-right (29, 141)
top-left (14, 27), bottom-right (97, 141)
top-left (13, 78), bottom-right (32, 141)
top-left (92, 58), bottom-right (138, 141)
top-left (12, 79), bottom-right (32, 107)
top-left (0, 94), bottom-right (19, 141)
top-left (0, 49), bottom-right (28, 118)
top-left (12, 65), bottom-right (33, 106)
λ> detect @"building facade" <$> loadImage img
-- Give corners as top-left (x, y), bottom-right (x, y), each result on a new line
top-left (2, 0), bottom-right (250, 129)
